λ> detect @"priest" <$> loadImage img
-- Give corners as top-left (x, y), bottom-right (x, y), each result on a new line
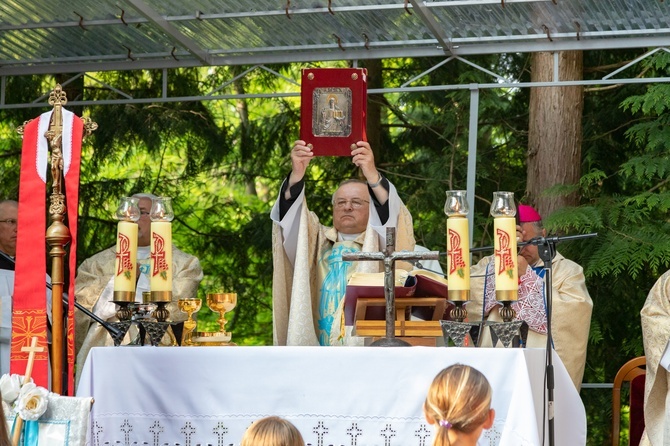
top-left (467, 204), bottom-right (593, 389)
top-left (271, 140), bottom-right (415, 346)
top-left (640, 270), bottom-right (670, 446)
top-left (0, 199), bottom-right (53, 376)
top-left (0, 199), bottom-right (19, 376)
top-left (74, 193), bottom-right (203, 381)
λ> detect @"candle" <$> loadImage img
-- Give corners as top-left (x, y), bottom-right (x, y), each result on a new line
top-left (444, 191), bottom-right (470, 302)
top-left (113, 197), bottom-right (140, 302)
top-left (490, 192), bottom-right (518, 301)
top-left (150, 197), bottom-right (174, 302)
top-left (447, 217), bottom-right (470, 300)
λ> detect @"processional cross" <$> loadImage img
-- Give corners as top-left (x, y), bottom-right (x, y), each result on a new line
top-left (342, 227), bottom-right (440, 346)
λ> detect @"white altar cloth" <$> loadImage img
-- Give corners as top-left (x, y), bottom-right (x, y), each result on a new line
top-left (76, 346), bottom-right (585, 446)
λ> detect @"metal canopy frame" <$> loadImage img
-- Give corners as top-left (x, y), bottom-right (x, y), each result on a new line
top-left (1, 0), bottom-right (669, 107)
top-left (1, 0), bottom-right (669, 75)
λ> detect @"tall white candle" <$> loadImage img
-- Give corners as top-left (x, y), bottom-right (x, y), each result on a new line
top-left (149, 197), bottom-right (174, 302)
top-left (150, 221), bottom-right (172, 292)
top-left (114, 221), bottom-right (138, 298)
top-left (446, 216), bottom-right (470, 301)
top-left (490, 191), bottom-right (518, 302)
top-left (113, 197), bottom-right (140, 302)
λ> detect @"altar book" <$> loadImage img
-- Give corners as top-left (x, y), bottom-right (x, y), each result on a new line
top-left (344, 270), bottom-right (450, 325)
top-left (300, 67), bottom-right (368, 156)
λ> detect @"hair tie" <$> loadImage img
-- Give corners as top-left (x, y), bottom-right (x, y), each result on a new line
top-left (439, 420), bottom-right (452, 429)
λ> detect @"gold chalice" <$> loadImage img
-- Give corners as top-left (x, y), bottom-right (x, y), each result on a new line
top-left (177, 298), bottom-right (202, 345)
top-left (206, 292), bottom-right (237, 344)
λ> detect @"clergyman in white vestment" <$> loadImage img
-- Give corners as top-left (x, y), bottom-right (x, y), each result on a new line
top-left (640, 269), bottom-right (670, 446)
top-left (0, 199), bottom-right (53, 376)
top-left (74, 194), bottom-right (203, 385)
top-left (271, 140), bottom-right (415, 346)
top-left (466, 204), bottom-right (593, 390)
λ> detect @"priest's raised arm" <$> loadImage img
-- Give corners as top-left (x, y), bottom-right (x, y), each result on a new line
top-left (270, 140), bottom-right (415, 346)
top-left (74, 193), bottom-right (202, 384)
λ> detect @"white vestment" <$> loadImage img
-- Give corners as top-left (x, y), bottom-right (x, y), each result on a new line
top-left (271, 180), bottom-right (415, 346)
top-left (640, 269), bottom-right (670, 446)
top-left (467, 251), bottom-right (592, 389)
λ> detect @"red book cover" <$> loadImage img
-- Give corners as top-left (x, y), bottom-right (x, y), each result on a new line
top-left (300, 67), bottom-right (368, 156)
top-left (412, 272), bottom-right (448, 298)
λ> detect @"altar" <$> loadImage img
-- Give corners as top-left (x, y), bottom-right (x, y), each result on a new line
top-left (76, 346), bottom-right (586, 446)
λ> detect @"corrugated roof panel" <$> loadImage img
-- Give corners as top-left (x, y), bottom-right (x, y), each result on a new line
top-left (0, 0), bottom-right (668, 75)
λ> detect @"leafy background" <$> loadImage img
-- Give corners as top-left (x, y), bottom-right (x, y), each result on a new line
top-left (1, 52), bottom-right (669, 445)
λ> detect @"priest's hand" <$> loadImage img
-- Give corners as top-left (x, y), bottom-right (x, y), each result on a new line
top-left (516, 224), bottom-right (524, 242)
top-left (350, 141), bottom-right (377, 181)
top-left (288, 140), bottom-right (313, 188)
top-left (351, 141), bottom-right (389, 204)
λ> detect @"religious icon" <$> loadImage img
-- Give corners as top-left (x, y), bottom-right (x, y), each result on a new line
top-left (312, 87), bottom-right (352, 137)
top-left (300, 67), bottom-right (367, 156)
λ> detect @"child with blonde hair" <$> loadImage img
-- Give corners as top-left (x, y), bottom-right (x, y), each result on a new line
top-left (423, 364), bottom-right (495, 446)
top-left (240, 415), bottom-right (305, 446)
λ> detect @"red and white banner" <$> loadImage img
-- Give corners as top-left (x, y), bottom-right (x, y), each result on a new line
top-left (12, 108), bottom-right (82, 393)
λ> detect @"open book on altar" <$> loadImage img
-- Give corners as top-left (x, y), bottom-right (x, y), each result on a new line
top-left (344, 270), bottom-right (450, 326)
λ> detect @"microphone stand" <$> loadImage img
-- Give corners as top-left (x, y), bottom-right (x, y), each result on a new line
top-left (46, 282), bottom-right (124, 339)
top-left (523, 232), bottom-right (597, 446)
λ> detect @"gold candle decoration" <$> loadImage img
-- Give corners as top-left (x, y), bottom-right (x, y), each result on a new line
top-left (490, 191), bottom-right (518, 301)
top-left (444, 190), bottom-right (470, 301)
top-left (150, 197), bottom-right (174, 302)
top-left (113, 197), bottom-right (140, 302)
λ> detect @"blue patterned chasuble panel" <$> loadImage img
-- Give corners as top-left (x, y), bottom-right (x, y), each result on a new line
top-left (317, 241), bottom-right (360, 345)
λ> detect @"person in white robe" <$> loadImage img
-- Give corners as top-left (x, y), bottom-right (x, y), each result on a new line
top-left (74, 194), bottom-right (203, 383)
top-left (271, 140), bottom-right (415, 346)
top-left (0, 199), bottom-right (53, 376)
top-left (640, 269), bottom-right (670, 446)
top-left (466, 204), bottom-right (593, 389)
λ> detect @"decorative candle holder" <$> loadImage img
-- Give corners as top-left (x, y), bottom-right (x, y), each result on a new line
top-left (488, 191), bottom-right (523, 348)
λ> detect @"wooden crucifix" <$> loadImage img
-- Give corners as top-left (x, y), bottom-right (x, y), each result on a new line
top-left (342, 227), bottom-right (440, 346)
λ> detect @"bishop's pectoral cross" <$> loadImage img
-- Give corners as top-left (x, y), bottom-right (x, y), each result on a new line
top-left (342, 227), bottom-right (440, 346)
top-left (11, 336), bottom-right (46, 446)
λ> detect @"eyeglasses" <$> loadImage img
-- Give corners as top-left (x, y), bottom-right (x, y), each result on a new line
top-left (334, 199), bottom-right (369, 209)
top-left (0, 219), bottom-right (18, 226)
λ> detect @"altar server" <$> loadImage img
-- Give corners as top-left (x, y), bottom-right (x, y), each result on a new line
top-left (640, 270), bottom-right (670, 446)
top-left (271, 140), bottom-right (415, 346)
top-left (74, 194), bottom-right (202, 382)
top-left (467, 204), bottom-right (592, 389)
